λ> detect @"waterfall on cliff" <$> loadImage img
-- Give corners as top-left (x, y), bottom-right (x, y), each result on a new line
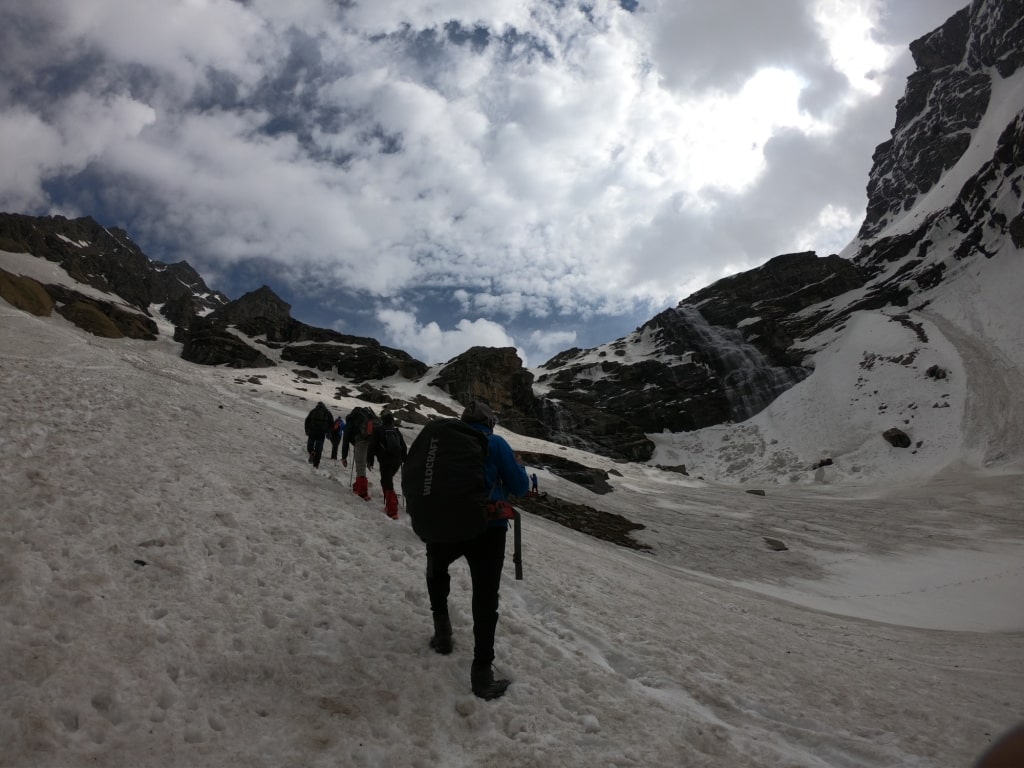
top-left (675, 305), bottom-right (810, 422)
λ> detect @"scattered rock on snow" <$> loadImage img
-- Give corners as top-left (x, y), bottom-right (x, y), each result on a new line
top-left (883, 428), bottom-right (912, 448)
top-left (656, 464), bottom-right (689, 475)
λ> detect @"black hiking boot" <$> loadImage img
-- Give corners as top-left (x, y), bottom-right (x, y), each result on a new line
top-left (471, 660), bottom-right (510, 701)
top-left (429, 613), bottom-right (453, 655)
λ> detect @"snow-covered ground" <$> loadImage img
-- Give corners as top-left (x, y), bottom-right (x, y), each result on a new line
top-left (2, 291), bottom-right (1022, 767)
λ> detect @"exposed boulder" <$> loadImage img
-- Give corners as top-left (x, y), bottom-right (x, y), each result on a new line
top-left (46, 284), bottom-right (158, 340)
top-left (432, 346), bottom-right (543, 433)
top-left (0, 269), bottom-right (53, 316)
top-left (1010, 210), bottom-right (1024, 249)
top-left (181, 316), bottom-right (276, 368)
top-left (429, 346), bottom-right (655, 461)
top-left (432, 346), bottom-right (536, 412)
top-left (883, 428), bottom-right (912, 448)
top-left (514, 492), bottom-right (650, 551)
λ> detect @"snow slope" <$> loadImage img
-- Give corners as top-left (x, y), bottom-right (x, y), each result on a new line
top-left (2, 294), bottom-right (1022, 768)
top-left (653, 64), bottom-right (1024, 487)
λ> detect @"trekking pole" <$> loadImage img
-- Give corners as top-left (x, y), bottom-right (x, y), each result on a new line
top-left (513, 510), bottom-right (523, 580)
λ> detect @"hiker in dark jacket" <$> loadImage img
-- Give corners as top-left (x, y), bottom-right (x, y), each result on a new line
top-left (328, 417), bottom-right (345, 461)
top-left (304, 402), bottom-right (334, 469)
top-left (368, 411), bottom-right (407, 519)
top-left (425, 400), bottom-right (529, 701)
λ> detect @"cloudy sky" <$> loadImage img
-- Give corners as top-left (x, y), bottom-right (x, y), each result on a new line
top-left (0, 0), bottom-right (967, 365)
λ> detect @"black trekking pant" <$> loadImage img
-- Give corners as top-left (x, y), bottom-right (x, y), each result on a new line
top-left (306, 432), bottom-right (327, 466)
top-left (378, 459), bottom-right (400, 492)
top-left (425, 526), bottom-right (507, 664)
top-left (329, 432), bottom-right (341, 459)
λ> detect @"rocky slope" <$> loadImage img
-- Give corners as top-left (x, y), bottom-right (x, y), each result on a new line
top-left (533, 0), bottom-right (1024, 466)
top-left (0, 213), bottom-right (426, 379)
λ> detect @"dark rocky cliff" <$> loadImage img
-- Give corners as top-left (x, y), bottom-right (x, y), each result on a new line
top-left (0, 212), bottom-right (428, 378)
top-left (859, 0), bottom-right (1024, 240)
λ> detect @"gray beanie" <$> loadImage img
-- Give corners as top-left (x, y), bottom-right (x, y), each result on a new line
top-left (461, 400), bottom-right (497, 429)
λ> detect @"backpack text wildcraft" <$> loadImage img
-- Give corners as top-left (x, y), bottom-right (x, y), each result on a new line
top-left (402, 418), bottom-right (525, 579)
top-left (402, 419), bottom-right (490, 544)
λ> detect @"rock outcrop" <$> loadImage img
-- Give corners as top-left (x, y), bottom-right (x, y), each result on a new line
top-left (858, 0), bottom-right (1024, 242)
top-left (0, 212), bottom-right (229, 316)
top-left (533, 251), bottom-right (865, 459)
top-left (431, 347), bottom-right (542, 431)
top-left (0, 213), bottom-right (429, 379)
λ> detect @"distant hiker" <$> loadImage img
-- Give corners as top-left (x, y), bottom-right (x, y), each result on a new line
top-left (530, 473), bottom-right (539, 495)
top-left (342, 406), bottom-right (379, 500)
top-left (368, 411), bottom-right (407, 519)
top-left (419, 400), bottom-right (529, 700)
top-left (328, 416), bottom-right (345, 461)
top-left (304, 401), bottom-right (334, 469)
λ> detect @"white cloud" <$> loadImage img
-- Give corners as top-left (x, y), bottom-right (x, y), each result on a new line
top-left (813, 0), bottom-right (896, 96)
top-left (529, 328), bottom-right (578, 356)
top-left (53, 0), bottom-right (273, 92)
top-left (0, 0), bottom-right (969, 355)
top-left (376, 308), bottom-right (526, 365)
top-left (0, 110), bottom-right (64, 210)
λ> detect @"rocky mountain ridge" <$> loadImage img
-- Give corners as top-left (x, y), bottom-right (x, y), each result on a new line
top-left (2, 0), bottom-right (1021, 471)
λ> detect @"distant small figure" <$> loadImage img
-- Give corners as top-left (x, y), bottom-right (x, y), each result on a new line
top-left (304, 401), bottom-right (334, 469)
top-left (328, 416), bottom-right (345, 460)
top-left (530, 472), bottom-right (539, 495)
top-left (368, 411), bottom-right (407, 519)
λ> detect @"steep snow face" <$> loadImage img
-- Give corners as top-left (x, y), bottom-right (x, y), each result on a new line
top-left (652, 309), bottom-right (970, 484)
top-left (858, 0), bottom-right (1024, 240)
top-left (656, 8), bottom-right (1024, 484)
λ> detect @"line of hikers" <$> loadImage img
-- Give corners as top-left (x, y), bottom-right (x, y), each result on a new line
top-left (302, 398), bottom-right (529, 700)
top-left (304, 402), bottom-right (406, 518)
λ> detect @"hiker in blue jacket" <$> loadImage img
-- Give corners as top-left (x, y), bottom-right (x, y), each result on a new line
top-left (426, 400), bottom-right (529, 700)
top-left (328, 416), bottom-right (345, 461)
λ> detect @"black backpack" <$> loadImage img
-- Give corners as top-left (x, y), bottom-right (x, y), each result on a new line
top-left (381, 427), bottom-right (403, 461)
top-left (402, 419), bottom-right (489, 544)
top-left (310, 404), bottom-right (332, 433)
top-left (349, 407), bottom-right (380, 440)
